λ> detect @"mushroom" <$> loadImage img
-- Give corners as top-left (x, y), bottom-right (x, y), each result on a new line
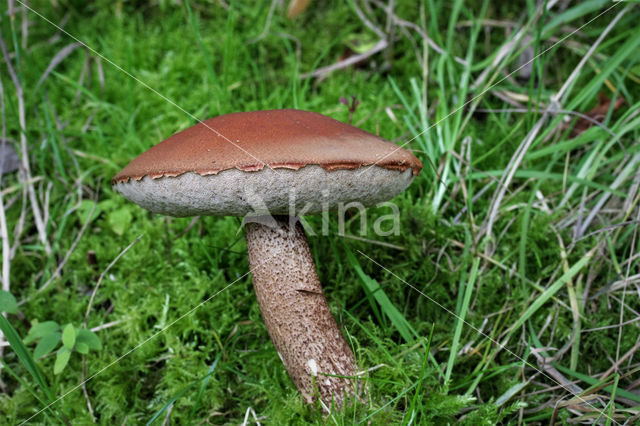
top-left (112, 109), bottom-right (422, 408)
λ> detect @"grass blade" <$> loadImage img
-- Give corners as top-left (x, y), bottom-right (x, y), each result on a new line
top-left (347, 246), bottom-right (417, 343)
top-left (444, 257), bottom-right (480, 385)
top-left (188, 353), bottom-right (222, 422)
top-left (147, 354), bottom-right (222, 425)
top-left (0, 315), bottom-right (53, 401)
top-left (505, 247), bottom-right (595, 338)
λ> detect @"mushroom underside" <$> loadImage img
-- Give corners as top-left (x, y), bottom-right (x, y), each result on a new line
top-left (114, 165), bottom-right (413, 217)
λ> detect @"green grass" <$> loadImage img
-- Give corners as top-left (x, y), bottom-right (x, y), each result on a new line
top-left (1, 0), bottom-right (640, 424)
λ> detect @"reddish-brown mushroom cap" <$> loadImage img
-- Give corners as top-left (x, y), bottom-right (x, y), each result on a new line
top-left (112, 109), bottom-right (421, 183)
top-left (112, 109), bottom-right (422, 217)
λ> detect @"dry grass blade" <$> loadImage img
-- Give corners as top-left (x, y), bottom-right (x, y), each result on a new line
top-left (0, 33), bottom-right (51, 255)
top-left (35, 42), bottom-right (82, 91)
top-left (0, 67), bottom-right (10, 371)
top-left (302, 0), bottom-right (466, 80)
top-left (613, 205), bottom-right (640, 376)
top-left (248, 0), bottom-right (278, 43)
top-left (577, 154), bottom-right (640, 238)
top-left (300, 39), bottom-right (389, 80)
top-left (18, 200), bottom-right (96, 304)
top-left (600, 318), bottom-right (640, 381)
top-left (481, 117), bottom-right (548, 247)
top-left (369, 0), bottom-right (467, 65)
top-left (530, 347), bottom-right (584, 395)
top-left (480, 4), bottom-right (630, 250)
top-left (476, 108), bottom-right (617, 136)
top-left (0, 60), bottom-right (10, 292)
top-left (340, 233), bottom-right (406, 251)
top-left (83, 235), bottom-right (143, 327)
top-left (470, 0), bottom-right (604, 92)
top-left (554, 6), bottom-right (631, 103)
top-left (80, 358), bottom-right (94, 422)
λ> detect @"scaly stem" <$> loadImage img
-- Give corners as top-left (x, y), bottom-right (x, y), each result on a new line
top-left (245, 216), bottom-right (356, 408)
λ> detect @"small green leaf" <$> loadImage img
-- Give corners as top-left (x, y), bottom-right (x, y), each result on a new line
top-left (54, 347), bottom-right (71, 375)
top-left (108, 207), bottom-right (132, 236)
top-left (76, 200), bottom-right (99, 224)
top-left (76, 329), bottom-right (102, 351)
top-left (33, 332), bottom-right (61, 359)
top-left (25, 321), bottom-right (60, 344)
top-left (0, 290), bottom-right (18, 314)
top-left (76, 342), bottom-right (89, 355)
top-left (343, 33), bottom-right (379, 54)
top-left (76, 199), bottom-right (112, 224)
top-left (62, 324), bottom-right (76, 350)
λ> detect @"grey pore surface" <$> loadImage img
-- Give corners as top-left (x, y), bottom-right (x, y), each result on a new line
top-left (113, 165), bottom-right (414, 217)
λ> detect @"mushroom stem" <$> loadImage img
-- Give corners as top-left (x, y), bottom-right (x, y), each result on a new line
top-left (245, 216), bottom-right (356, 408)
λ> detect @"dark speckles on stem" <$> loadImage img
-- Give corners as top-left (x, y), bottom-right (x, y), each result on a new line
top-left (296, 288), bottom-right (322, 295)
